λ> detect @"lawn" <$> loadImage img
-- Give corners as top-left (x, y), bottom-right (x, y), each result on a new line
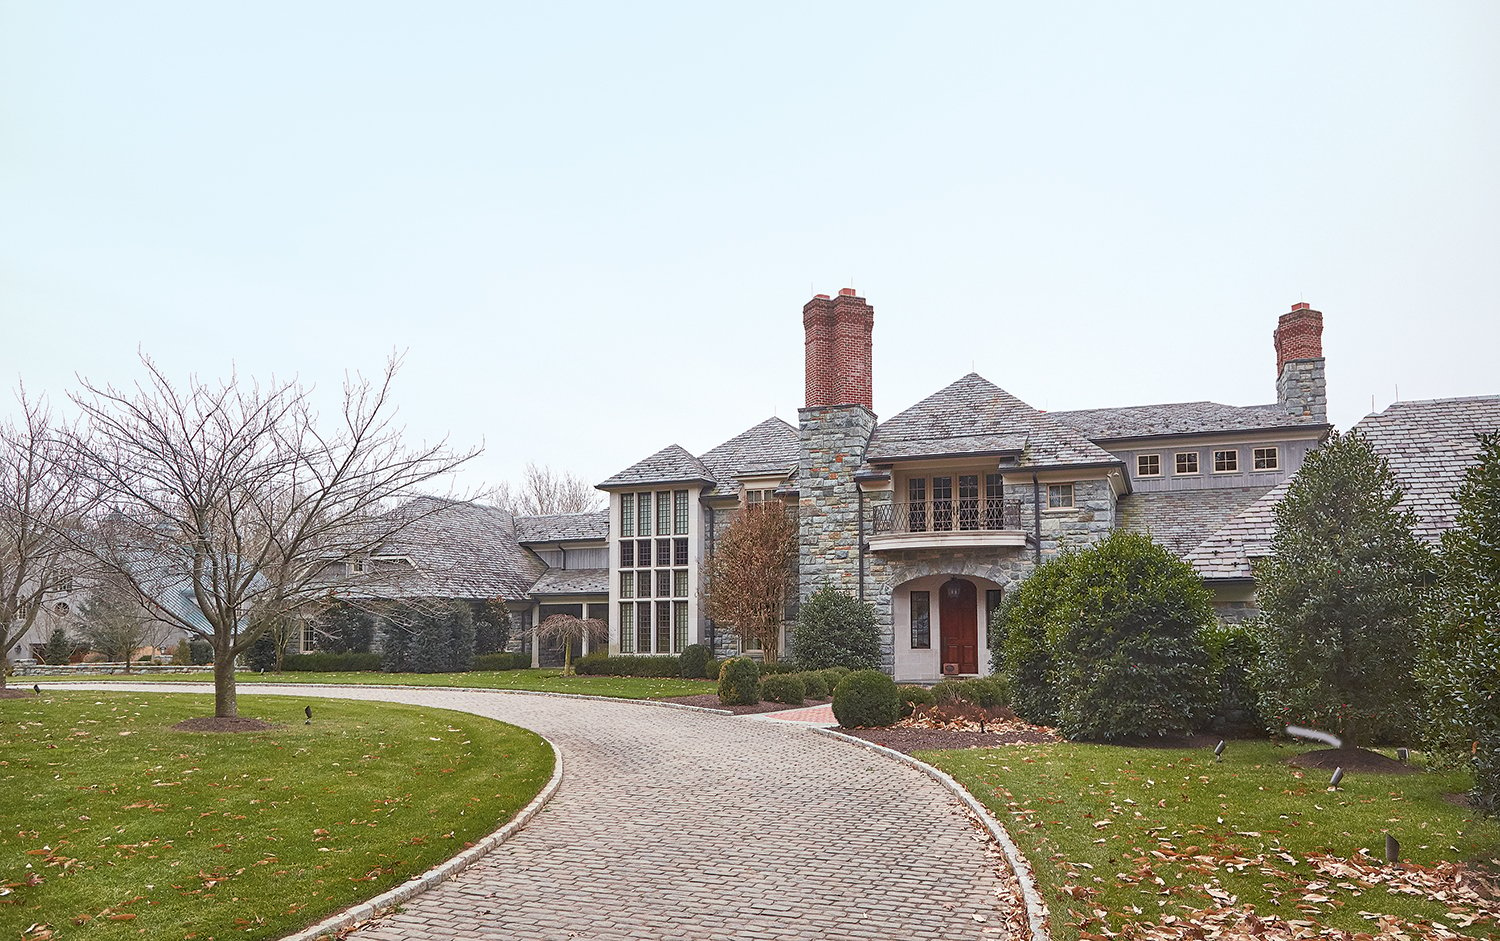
top-left (33, 669), bottom-right (716, 700)
top-left (927, 741), bottom-right (1500, 940)
top-left (0, 690), bottom-right (553, 941)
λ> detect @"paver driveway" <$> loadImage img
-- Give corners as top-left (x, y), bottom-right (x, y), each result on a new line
top-left (60, 683), bottom-right (1018, 940)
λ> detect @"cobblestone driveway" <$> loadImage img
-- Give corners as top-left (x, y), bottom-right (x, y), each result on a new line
top-left (66, 684), bottom-right (1018, 940)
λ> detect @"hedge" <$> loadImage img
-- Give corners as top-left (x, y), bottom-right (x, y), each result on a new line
top-left (760, 673), bottom-right (806, 705)
top-left (574, 654), bottom-right (682, 677)
top-left (832, 670), bottom-right (900, 728)
top-left (473, 652), bottom-right (531, 671)
top-left (283, 652), bottom-right (382, 672)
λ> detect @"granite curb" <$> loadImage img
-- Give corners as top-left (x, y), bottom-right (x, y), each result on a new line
top-left (813, 726), bottom-right (1051, 941)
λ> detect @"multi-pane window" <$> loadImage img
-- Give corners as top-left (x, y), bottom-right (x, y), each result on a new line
top-left (619, 604), bottom-right (634, 653)
top-left (903, 474), bottom-right (1010, 531)
top-left (620, 493), bottom-right (635, 538)
top-left (655, 604), bottom-right (672, 653)
top-left (620, 571), bottom-right (634, 598)
top-left (1047, 483), bottom-right (1074, 508)
top-left (1137, 454), bottom-right (1161, 477)
top-left (301, 622), bottom-right (316, 653)
top-left (656, 492), bottom-right (671, 538)
top-left (636, 601), bottom-right (652, 652)
top-left (620, 541), bottom-right (635, 567)
top-left (910, 591), bottom-right (931, 649)
top-left (1175, 451), bottom-right (1200, 475)
top-left (637, 492), bottom-right (652, 536)
top-left (984, 474), bottom-right (1003, 528)
top-left (907, 478), bottom-right (927, 531)
top-left (1213, 449), bottom-right (1239, 473)
top-left (986, 589), bottom-right (1003, 627)
top-left (673, 601), bottom-right (689, 652)
top-left (674, 490), bottom-right (689, 534)
top-left (673, 569), bottom-right (689, 597)
top-left (932, 476), bottom-right (953, 531)
top-left (657, 570), bottom-right (672, 598)
top-left (1253, 447), bottom-right (1279, 471)
top-left (674, 538), bottom-right (688, 566)
top-left (957, 475), bottom-right (980, 529)
top-left (745, 488), bottom-right (777, 507)
top-left (656, 539), bottom-right (672, 567)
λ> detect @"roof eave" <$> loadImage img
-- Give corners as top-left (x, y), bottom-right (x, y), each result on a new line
top-left (1088, 422), bottom-right (1333, 446)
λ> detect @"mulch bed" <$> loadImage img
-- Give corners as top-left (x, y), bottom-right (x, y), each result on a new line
top-left (0, 688), bottom-right (36, 699)
top-left (662, 694), bottom-right (832, 715)
top-left (1288, 746), bottom-right (1418, 774)
top-left (171, 716), bottom-right (278, 733)
top-left (837, 726), bottom-right (1057, 755)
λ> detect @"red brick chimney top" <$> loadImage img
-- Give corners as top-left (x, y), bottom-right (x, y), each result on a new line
top-left (1274, 302), bottom-right (1324, 377)
top-left (813, 293), bottom-right (830, 300)
top-left (838, 287), bottom-right (858, 297)
top-left (1291, 302), bottom-right (1311, 311)
top-left (804, 289), bottom-right (874, 410)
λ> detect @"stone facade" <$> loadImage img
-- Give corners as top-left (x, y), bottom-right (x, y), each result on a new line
top-left (1276, 358), bottom-right (1328, 423)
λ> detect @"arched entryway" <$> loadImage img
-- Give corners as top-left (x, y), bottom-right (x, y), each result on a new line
top-left (891, 574), bottom-right (1003, 682)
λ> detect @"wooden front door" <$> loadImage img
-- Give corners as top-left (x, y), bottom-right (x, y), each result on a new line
top-left (939, 578), bottom-right (979, 675)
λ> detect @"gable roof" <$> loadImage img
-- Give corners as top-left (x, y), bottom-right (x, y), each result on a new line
top-left (1053, 401), bottom-right (1324, 441)
top-left (515, 510), bottom-right (610, 544)
top-left (1183, 482), bottom-right (1288, 579)
top-left (866, 373), bottom-right (1119, 467)
top-left (1118, 485), bottom-right (1274, 557)
top-left (365, 497), bottom-right (544, 601)
top-left (597, 444), bottom-right (716, 490)
top-left (698, 416), bottom-right (800, 497)
top-left (528, 568), bottom-right (609, 596)
top-left (1350, 395), bottom-right (1500, 544)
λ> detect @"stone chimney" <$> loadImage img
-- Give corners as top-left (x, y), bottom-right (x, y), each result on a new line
top-left (1273, 302), bottom-right (1327, 422)
top-left (803, 288), bottom-right (874, 409)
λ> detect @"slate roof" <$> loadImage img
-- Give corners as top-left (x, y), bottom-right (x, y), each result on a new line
top-left (528, 568), bottom-right (609, 596)
top-left (515, 510), bottom-right (610, 544)
top-left (866, 374), bottom-right (1119, 467)
top-left (1118, 485), bottom-right (1274, 557)
top-left (1053, 401), bottom-right (1321, 440)
top-left (597, 444), bottom-right (716, 490)
top-left (1350, 395), bottom-right (1500, 544)
top-left (1182, 394), bottom-right (1500, 579)
top-left (1183, 482), bottom-right (1288, 579)
top-left (365, 497), bottom-right (544, 601)
top-left (698, 417), bottom-right (800, 497)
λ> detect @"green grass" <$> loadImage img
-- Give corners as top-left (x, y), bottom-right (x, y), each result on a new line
top-left (0, 690), bottom-right (553, 940)
top-left (33, 669), bottom-right (716, 700)
top-left (926, 741), bottom-right (1500, 940)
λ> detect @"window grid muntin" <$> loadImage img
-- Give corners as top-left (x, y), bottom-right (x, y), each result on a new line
top-left (620, 571), bottom-right (634, 598)
top-left (1175, 451), bottom-right (1200, 475)
top-left (910, 590), bottom-right (931, 649)
top-left (637, 492), bottom-right (652, 536)
top-left (1253, 447), bottom-right (1279, 471)
top-left (673, 490), bottom-right (689, 534)
top-left (620, 493), bottom-right (635, 538)
top-left (636, 601), bottom-right (652, 653)
top-left (1213, 449), bottom-right (1239, 473)
top-left (1137, 454), bottom-right (1162, 477)
top-left (673, 569), bottom-right (688, 597)
top-left (673, 538), bottom-right (688, 566)
top-left (619, 603), bottom-right (634, 653)
top-left (1047, 483), bottom-right (1074, 508)
top-left (673, 601), bottom-right (688, 652)
top-left (655, 602), bottom-right (672, 653)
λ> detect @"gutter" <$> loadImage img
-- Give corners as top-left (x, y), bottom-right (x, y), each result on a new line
top-left (857, 487), bottom-right (865, 603)
top-left (705, 505), bottom-right (717, 653)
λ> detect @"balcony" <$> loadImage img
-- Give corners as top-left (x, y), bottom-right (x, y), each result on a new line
top-left (867, 499), bottom-right (1027, 551)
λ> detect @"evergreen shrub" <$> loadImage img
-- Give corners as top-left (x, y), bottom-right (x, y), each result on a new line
top-left (832, 669), bottom-right (900, 728)
top-left (679, 643), bottom-right (711, 679)
top-left (473, 652), bottom-right (530, 671)
top-left (701, 657), bottom-right (721, 680)
top-left (718, 657), bottom-right (761, 706)
top-left (574, 655), bottom-right (681, 677)
top-left (793, 586), bottom-right (880, 670)
top-left (285, 652), bottom-right (382, 672)
top-left (898, 685), bottom-right (934, 718)
top-left (797, 672), bottom-right (830, 699)
top-left (188, 638), bottom-right (213, 665)
top-left (760, 673), bottom-right (806, 705)
top-left (1202, 620), bottom-right (1263, 733)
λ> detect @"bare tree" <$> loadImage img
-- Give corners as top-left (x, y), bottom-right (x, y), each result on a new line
top-left (536, 613), bottom-right (605, 675)
top-left (72, 581), bottom-right (171, 672)
top-left (0, 391), bottom-right (93, 688)
top-left (67, 354), bottom-right (477, 718)
top-left (493, 462), bottom-right (602, 517)
top-left (702, 504), bottom-right (798, 663)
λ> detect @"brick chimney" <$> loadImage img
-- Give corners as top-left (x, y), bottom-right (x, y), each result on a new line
top-left (803, 288), bottom-right (874, 410)
top-left (1273, 302), bottom-right (1327, 422)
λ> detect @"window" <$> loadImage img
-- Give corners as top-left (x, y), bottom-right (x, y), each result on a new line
top-left (1213, 449), bottom-right (1239, 473)
top-left (745, 488), bottom-right (777, 507)
top-left (958, 475), bottom-right (980, 530)
top-left (302, 621), bottom-right (316, 653)
top-left (910, 591), bottom-right (931, 649)
top-left (984, 474), bottom-right (1004, 529)
top-left (673, 601), bottom-right (688, 652)
top-left (620, 493), bottom-right (635, 538)
top-left (1253, 447), bottom-right (1279, 471)
top-left (637, 492), bottom-right (652, 536)
top-left (636, 602), bottom-right (652, 652)
top-left (637, 539), bottom-right (651, 564)
top-left (53, 601), bottom-right (69, 616)
top-left (674, 490), bottom-right (689, 534)
top-left (673, 537), bottom-right (688, 566)
top-left (655, 603), bottom-right (672, 653)
top-left (1047, 483), bottom-right (1074, 508)
top-left (619, 603), bottom-right (634, 653)
top-left (1175, 451), bottom-right (1200, 475)
top-left (1137, 454), bottom-right (1161, 477)
top-left (932, 476), bottom-right (953, 531)
top-left (907, 478), bottom-right (928, 532)
top-left (620, 571), bottom-right (634, 599)
top-left (59, 576), bottom-right (74, 593)
top-left (986, 589), bottom-right (1003, 627)
top-left (350, 559), bottom-right (367, 574)
top-left (673, 569), bottom-right (688, 597)
top-left (656, 539), bottom-right (672, 567)
top-left (620, 541), bottom-right (635, 567)
top-left (656, 491), bottom-right (671, 537)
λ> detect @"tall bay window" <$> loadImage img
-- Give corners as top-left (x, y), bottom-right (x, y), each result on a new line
top-left (618, 488), bottom-right (691, 654)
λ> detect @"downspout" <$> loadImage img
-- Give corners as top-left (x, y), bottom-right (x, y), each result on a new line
top-left (856, 486), bottom-right (865, 603)
top-left (705, 505), bottom-right (716, 652)
top-left (1031, 472), bottom-right (1042, 565)
top-left (558, 545), bottom-right (566, 569)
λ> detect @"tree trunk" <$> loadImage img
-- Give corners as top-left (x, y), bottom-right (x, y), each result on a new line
top-left (562, 643), bottom-right (572, 677)
top-left (213, 651), bottom-right (238, 718)
top-left (0, 651), bottom-right (9, 689)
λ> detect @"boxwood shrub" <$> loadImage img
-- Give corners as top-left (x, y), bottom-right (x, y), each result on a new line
top-left (718, 657), bottom-right (761, 706)
top-left (797, 671), bottom-right (830, 700)
top-left (898, 684), bottom-right (935, 717)
top-left (832, 669), bottom-right (900, 728)
top-left (574, 654), bottom-right (681, 677)
top-left (679, 643), bottom-right (711, 680)
top-left (701, 657), bottom-right (721, 680)
top-left (760, 673), bottom-right (806, 705)
top-left (283, 652), bottom-right (382, 672)
top-left (757, 660), bottom-right (801, 676)
top-left (473, 652), bottom-right (531, 671)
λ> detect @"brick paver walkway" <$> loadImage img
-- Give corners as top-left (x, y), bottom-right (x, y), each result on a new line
top-left (61, 683), bottom-right (1017, 940)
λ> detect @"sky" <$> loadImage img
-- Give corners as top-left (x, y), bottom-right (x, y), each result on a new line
top-left (3, 2), bottom-right (1497, 499)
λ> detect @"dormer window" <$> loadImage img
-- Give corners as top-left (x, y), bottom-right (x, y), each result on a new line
top-left (350, 560), bottom-right (367, 575)
top-left (1213, 449), bottom-right (1239, 473)
top-left (1175, 451), bottom-right (1200, 475)
top-left (1253, 447), bottom-right (1280, 471)
top-left (1136, 454), bottom-right (1161, 478)
top-left (745, 488), bottom-right (777, 507)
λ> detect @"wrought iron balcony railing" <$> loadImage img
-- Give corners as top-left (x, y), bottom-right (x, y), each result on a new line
top-left (870, 498), bottom-right (1024, 535)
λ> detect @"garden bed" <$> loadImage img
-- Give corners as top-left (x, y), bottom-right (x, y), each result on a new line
top-left (663, 693), bottom-right (833, 715)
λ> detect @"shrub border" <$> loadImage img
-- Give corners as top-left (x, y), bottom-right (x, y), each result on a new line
top-left (813, 727), bottom-right (1050, 941)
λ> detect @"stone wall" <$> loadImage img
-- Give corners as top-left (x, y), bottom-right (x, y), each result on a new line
top-left (1012, 476), bottom-right (1116, 559)
top-left (1276, 358), bottom-right (1327, 423)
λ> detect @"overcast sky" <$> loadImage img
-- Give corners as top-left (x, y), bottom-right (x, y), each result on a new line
top-left (3, 3), bottom-right (1496, 497)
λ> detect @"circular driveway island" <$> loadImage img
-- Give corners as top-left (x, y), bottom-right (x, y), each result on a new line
top-left (57, 683), bottom-right (1020, 941)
